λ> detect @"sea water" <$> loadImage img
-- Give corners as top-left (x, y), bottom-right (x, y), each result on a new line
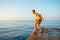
top-left (0, 20), bottom-right (60, 40)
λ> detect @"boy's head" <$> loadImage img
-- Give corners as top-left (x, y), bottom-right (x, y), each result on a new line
top-left (32, 10), bottom-right (35, 14)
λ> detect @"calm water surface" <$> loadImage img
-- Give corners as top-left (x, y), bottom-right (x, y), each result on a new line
top-left (0, 20), bottom-right (60, 40)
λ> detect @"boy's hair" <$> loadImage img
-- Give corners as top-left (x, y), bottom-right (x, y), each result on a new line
top-left (32, 10), bottom-right (35, 12)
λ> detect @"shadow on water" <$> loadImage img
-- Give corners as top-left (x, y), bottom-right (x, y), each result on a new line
top-left (28, 28), bottom-right (60, 40)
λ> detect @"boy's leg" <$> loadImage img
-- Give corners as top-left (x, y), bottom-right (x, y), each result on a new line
top-left (34, 23), bottom-right (37, 32)
top-left (37, 24), bottom-right (42, 32)
top-left (37, 20), bottom-right (42, 32)
top-left (33, 19), bottom-right (38, 32)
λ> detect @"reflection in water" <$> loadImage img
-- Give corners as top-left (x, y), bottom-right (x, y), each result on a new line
top-left (28, 28), bottom-right (60, 40)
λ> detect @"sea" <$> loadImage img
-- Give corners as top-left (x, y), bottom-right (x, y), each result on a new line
top-left (0, 20), bottom-right (60, 40)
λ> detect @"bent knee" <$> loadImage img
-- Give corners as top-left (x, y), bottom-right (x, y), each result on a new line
top-left (34, 23), bottom-right (37, 26)
top-left (37, 24), bottom-right (39, 26)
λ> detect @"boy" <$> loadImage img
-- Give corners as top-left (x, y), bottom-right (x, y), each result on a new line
top-left (32, 10), bottom-right (44, 32)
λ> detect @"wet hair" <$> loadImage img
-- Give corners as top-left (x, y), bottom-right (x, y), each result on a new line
top-left (32, 10), bottom-right (35, 12)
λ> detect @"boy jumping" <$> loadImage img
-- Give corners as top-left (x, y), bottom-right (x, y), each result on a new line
top-left (32, 10), bottom-right (44, 32)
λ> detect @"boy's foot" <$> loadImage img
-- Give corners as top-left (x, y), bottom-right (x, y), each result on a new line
top-left (40, 31), bottom-right (42, 33)
top-left (37, 28), bottom-right (43, 33)
top-left (39, 29), bottom-right (43, 33)
top-left (33, 29), bottom-right (36, 33)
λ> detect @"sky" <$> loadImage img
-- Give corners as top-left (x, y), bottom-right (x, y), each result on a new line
top-left (0, 0), bottom-right (60, 20)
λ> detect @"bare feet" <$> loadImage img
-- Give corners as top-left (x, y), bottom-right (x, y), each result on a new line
top-left (38, 28), bottom-right (43, 33)
top-left (33, 29), bottom-right (36, 33)
top-left (40, 29), bottom-right (43, 33)
top-left (37, 28), bottom-right (43, 33)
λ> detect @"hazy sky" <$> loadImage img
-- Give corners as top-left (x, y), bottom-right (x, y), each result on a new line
top-left (0, 0), bottom-right (60, 20)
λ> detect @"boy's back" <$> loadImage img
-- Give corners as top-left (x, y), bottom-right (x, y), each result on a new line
top-left (33, 12), bottom-right (43, 20)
